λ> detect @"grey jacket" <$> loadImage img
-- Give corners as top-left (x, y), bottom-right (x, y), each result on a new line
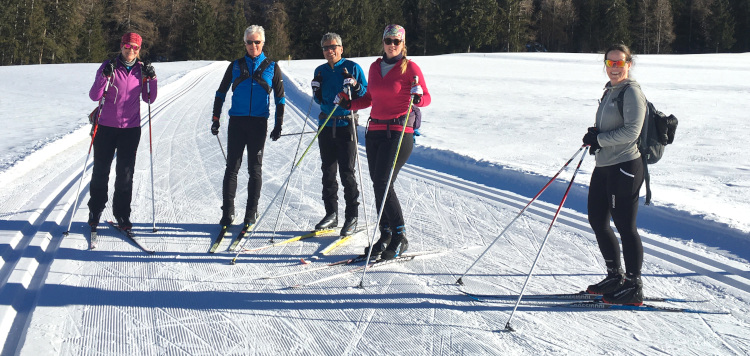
top-left (593, 78), bottom-right (647, 167)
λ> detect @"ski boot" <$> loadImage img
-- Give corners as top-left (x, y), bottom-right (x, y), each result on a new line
top-left (380, 226), bottom-right (408, 260)
top-left (586, 267), bottom-right (625, 295)
top-left (602, 274), bottom-right (643, 306)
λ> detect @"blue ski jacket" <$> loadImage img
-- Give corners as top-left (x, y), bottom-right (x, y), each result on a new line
top-left (214, 53), bottom-right (285, 125)
top-left (313, 58), bottom-right (367, 127)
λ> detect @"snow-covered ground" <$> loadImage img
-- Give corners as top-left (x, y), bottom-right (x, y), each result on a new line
top-left (0, 53), bottom-right (748, 355)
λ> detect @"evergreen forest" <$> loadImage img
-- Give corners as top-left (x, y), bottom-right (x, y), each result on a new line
top-left (1, 0), bottom-right (748, 66)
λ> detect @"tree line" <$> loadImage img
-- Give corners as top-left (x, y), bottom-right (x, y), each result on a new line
top-left (1, 0), bottom-right (748, 66)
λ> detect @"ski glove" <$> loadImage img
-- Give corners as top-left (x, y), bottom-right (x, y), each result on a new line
top-left (410, 85), bottom-right (423, 104)
top-left (211, 117), bottom-right (220, 135)
top-left (102, 61), bottom-right (115, 77)
top-left (333, 92), bottom-right (351, 110)
top-left (142, 62), bottom-right (156, 79)
top-left (582, 127), bottom-right (601, 153)
top-left (342, 71), bottom-right (361, 93)
top-left (270, 125), bottom-right (282, 141)
top-left (311, 75), bottom-right (323, 102)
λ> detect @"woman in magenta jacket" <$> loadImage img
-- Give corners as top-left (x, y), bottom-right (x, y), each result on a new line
top-left (87, 32), bottom-right (157, 231)
top-left (335, 24), bottom-right (431, 260)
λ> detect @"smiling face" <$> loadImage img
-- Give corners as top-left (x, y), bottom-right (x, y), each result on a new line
top-left (245, 32), bottom-right (264, 58)
top-left (605, 50), bottom-right (631, 86)
top-left (322, 39), bottom-right (342, 66)
top-left (121, 42), bottom-right (140, 62)
top-left (383, 36), bottom-right (403, 59)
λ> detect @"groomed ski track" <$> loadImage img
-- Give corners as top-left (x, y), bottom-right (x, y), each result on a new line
top-left (0, 61), bottom-right (748, 355)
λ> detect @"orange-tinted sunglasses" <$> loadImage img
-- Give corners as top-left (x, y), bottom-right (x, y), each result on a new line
top-left (604, 59), bottom-right (628, 68)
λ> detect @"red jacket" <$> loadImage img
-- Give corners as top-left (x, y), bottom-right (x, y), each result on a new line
top-left (350, 58), bottom-right (430, 133)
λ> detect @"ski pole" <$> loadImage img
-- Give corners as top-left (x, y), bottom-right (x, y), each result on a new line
top-left (279, 131), bottom-right (316, 137)
top-left (347, 84), bottom-right (370, 238)
top-left (270, 95), bottom-right (315, 243)
top-left (504, 146), bottom-right (589, 332)
top-left (230, 104), bottom-right (341, 264)
top-left (64, 75), bottom-right (112, 236)
top-left (455, 145), bottom-right (586, 285)
top-left (145, 78), bottom-right (157, 232)
top-left (216, 135), bottom-right (227, 162)
top-left (358, 76), bottom-right (419, 288)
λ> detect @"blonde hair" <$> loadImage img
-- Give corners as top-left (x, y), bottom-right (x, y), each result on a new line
top-left (399, 46), bottom-right (408, 74)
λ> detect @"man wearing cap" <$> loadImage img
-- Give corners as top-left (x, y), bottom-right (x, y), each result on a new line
top-left (310, 32), bottom-right (367, 236)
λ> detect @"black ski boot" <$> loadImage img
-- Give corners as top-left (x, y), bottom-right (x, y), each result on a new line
top-left (88, 211), bottom-right (101, 228)
top-left (380, 226), bottom-right (408, 260)
top-left (244, 211), bottom-right (258, 225)
top-left (364, 225), bottom-right (391, 258)
top-left (315, 212), bottom-right (338, 230)
top-left (602, 273), bottom-right (643, 305)
top-left (220, 205), bottom-right (234, 227)
top-left (115, 216), bottom-right (133, 231)
top-left (340, 216), bottom-right (358, 236)
top-left (586, 267), bottom-right (625, 295)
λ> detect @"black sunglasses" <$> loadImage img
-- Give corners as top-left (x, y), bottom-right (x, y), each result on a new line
top-left (383, 38), bottom-right (402, 46)
top-left (245, 40), bottom-right (263, 45)
top-left (321, 44), bottom-right (341, 51)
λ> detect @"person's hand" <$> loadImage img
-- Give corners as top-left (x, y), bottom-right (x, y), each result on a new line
top-left (311, 75), bottom-right (322, 92)
top-left (142, 61), bottom-right (156, 79)
top-left (342, 70), bottom-right (360, 92)
top-left (582, 127), bottom-right (601, 153)
top-left (102, 61), bottom-right (115, 77)
top-left (270, 126), bottom-right (282, 141)
top-left (211, 117), bottom-right (220, 135)
top-left (333, 92), bottom-right (351, 109)
top-left (410, 84), bottom-right (423, 104)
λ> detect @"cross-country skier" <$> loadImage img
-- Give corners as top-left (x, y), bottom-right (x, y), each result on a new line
top-left (310, 32), bottom-right (368, 236)
top-left (211, 25), bottom-right (285, 227)
top-left (87, 32), bottom-right (157, 231)
top-left (582, 44), bottom-right (647, 305)
top-left (334, 24), bottom-right (431, 260)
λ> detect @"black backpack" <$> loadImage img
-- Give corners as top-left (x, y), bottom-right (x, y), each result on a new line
top-left (609, 84), bottom-right (678, 205)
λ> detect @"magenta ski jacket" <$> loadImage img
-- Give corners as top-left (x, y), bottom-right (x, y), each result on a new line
top-left (89, 57), bottom-right (157, 129)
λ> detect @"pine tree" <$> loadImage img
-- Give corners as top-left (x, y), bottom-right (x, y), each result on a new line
top-left (497, 0), bottom-right (534, 52)
top-left (602, 0), bottom-right (630, 48)
top-left (76, 0), bottom-right (108, 63)
top-left (708, 0), bottom-right (735, 52)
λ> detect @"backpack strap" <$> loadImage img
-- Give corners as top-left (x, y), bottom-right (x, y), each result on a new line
top-left (231, 57), bottom-right (273, 93)
top-left (612, 84), bottom-right (653, 205)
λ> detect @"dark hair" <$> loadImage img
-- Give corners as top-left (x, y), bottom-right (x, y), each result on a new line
top-left (604, 44), bottom-right (634, 64)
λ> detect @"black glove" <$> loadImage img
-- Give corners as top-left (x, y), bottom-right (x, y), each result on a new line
top-left (270, 125), bottom-right (282, 141)
top-left (311, 75), bottom-right (323, 102)
top-left (211, 117), bottom-right (220, 135)
top-left (142, 61), bottom-right (156, 79)
top-left (582, 127), bottom-right (601, 153)
top-left (102, 61), bottom-right (115, 77)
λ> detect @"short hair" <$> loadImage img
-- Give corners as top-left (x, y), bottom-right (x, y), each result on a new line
top-left (320, 33), bottom-right (342, 47)
top-left (244, 25), bottom-right (265, 42)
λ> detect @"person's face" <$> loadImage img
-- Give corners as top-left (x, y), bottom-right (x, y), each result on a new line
top-left (245, 33), bottom-right (264, 58)
top-left (322, 39), bottom-right (343, 66)
top-left (121, 42), bottom-right (140, 62)
top-left (383, 36), bottom-right (403, 59)
top-left (605, 50), bottom-right (631, 86)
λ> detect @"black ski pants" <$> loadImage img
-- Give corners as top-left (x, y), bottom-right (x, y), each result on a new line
top-left (587, 157), bottom-right (645, 276)
top-left (318, 124), bottom-right (360, 219)
top-left (365, 130), bottom-right (413, 230)
top-left (223, 116), bottom-right (267, 219)
top-left (88, 125), bottom-right (141, 219)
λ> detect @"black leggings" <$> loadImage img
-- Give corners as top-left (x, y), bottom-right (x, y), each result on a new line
top-left (365, 130), bottom-right (413, 229)
top-left (588, 158), bottom-right (645, 276)
top-left (88, 125), bottom-right (141, 219)
top-left (223, 117), bottom-right (267, 217)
